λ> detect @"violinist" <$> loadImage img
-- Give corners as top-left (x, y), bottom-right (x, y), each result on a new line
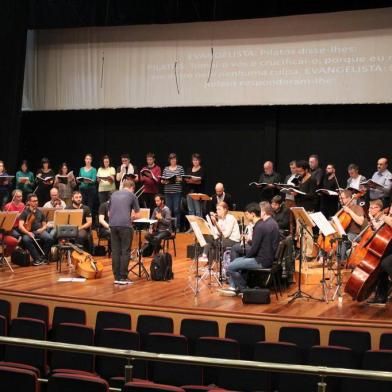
top-left (367, 203), bottom-right (392, 306)
top-left (142, 194), bottom-right (172, 256)
top-left (18, 193), bottom-right (53, 266)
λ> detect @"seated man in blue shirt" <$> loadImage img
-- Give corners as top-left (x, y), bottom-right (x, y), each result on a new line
top-left (219, 201), bottom-right (280, 296)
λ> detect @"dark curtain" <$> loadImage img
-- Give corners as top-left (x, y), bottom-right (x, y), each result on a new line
top-left (0, 0), bottom-right (27, 172)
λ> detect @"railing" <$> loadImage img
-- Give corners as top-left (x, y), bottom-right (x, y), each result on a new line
top-left (1, 336), bottom-right (391, 392)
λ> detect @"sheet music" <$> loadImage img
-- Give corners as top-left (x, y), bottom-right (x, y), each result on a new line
top-left (206, 214), bottom-right (219, 240)
top-left (189, 221), bottom-right (207, 247)
top-left (57, 277), bottom-right (86, 282)
top-left (309, 212), bottom-right (336, 237)
top-left (134, 218), bottom-right (157, 224)
top-left (331, 215), bottom-right (347, 236)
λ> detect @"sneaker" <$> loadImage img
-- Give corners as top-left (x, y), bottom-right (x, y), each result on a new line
top-left (367, 297), bottom-right (387, 306)
top-left (114, 280), bottom-right (122, 285)
top-left (217, 288), bottom-right (238, 297)
top-left (32, 258), bottom-right (45, 266)
top-left (198, 255), bottom-right (209, 262)
top-left (122, 278), bottom-right (133, 285)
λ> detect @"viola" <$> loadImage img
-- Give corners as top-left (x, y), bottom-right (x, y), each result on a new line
top-left (68, 242), bottom-right (103, 279)
top-left (24, 211), bottom-right (36, 232)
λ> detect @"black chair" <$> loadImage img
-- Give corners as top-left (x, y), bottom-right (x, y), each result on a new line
top-left (0, 315), bottom-right (7, 359)
top-left (341, 349), bottom-right (392, 392)
top-left (328, 329), bottom-right (371, 365)
top-left (254, 341), bottom-right (303, 392)
top-left (52, 306), bottom-right (86, 328)
top-left (17, 301), bottom-right (49, 328)
top-left (224, 322), bottom-right (265, 360)
top-left (4, 317), bottom-right (47, 375)
top-left (0, 364), bottom-right (39, 392)
top-left (95, 328), bottom-right (145, 387)
top-left (162, 218), bottom-right (177, 256)
top-left (95, 310), bottom-right (131, 344)
top-left (50, 322), bottom-right (94, 373)
top-left (379, 332), bottom-right (392, 349)
top-left (123, 381), bottom-right (185, 391)
top-left (136, 315), bottom-right (174, 350)
top-left (195, 337), bottom-right (239, 387)
top-left (245, 239), bottom-right (286, 299)
top-left (180, 319), bottom-right (219, 355)
top-left (279, 326), bottom-right (320, 362)
top-left (303, 345), bottom-right (356, 392)
top-left (48, 372), bottom-right (109, 392)
top-left (146, 333), bottom-right (202, 386)
top-left (0, 299), bottom-right (11, 324)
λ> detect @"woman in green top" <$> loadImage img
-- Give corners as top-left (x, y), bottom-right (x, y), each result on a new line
top-left (78, 153), bottom-right (97, 218)
top-left (97, 154), bottom-right (116, 204)
top-left (16, 160), bottom-right (35, 202)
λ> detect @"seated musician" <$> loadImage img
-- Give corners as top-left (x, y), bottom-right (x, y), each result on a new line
top-left (1, 189), bottom-right (25, 262)
top-left (219, 202), bottom-right (280, 296)
top-left (209, 183), bottom-right (233, 213)
top-left (43, 188), bottom-right (66, 238)
top-left (98, 199), bottom-right (110, 240)
top-left (271, 195), bottom-right (290, 234)
top-left (339, 189), bottom-right (366, 261)
top-left (230, 204), bottom-right (256, 261)
top-left (18, 193), bottom-right (53, 266)
top-left (199, 201), bottom-right (240, 262)
top-left (67, 191), bottom-right (93, 252)
top-left (142, 194), bottom-right (172, 256)
top-left (367, 203), bottom-right (392, 306)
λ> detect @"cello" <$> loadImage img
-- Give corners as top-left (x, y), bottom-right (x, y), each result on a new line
top-left (345, 211), bottom-right (392, 301)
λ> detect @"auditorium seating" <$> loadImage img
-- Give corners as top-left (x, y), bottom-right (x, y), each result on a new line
top-left (379, 332), bottom-right (392, 349)
top-left (0, 299), bottom-right (11, 325)
top-left (48, 372), bottom-right (109, 392)
top-left (0, 363), bottom-right (39, 392)
top-left (17, 302), bottom-right (49, 329)
top-left (0, 299), bottom-right (389, 392)
top-left (180, 319), bottom-right (219, 355)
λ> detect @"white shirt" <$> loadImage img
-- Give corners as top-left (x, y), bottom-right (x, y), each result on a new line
top-left (370, 169), bottom-right (392, 200)
top-left (217, 214), bottom-right (241, 242)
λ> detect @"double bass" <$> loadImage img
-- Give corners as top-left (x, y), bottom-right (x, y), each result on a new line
top-left (345, 210), bottom-right (392, 302)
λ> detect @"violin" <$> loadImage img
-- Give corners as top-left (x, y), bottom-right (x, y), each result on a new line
top-left (68, 242), bottom-right (103, 279)
top-left (24, 211), bottom-right (36, 232)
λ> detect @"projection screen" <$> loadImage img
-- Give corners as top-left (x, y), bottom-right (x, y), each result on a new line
top-left (22, 7), bottom-right (392, 110)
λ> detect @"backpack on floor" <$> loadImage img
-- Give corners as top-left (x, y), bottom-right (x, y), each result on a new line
top-left (150, 252), bottom-right (173, 281)
top-left (11, 247), bottom-right (30, 267)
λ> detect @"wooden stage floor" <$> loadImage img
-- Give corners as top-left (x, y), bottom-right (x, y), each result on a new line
top-left (0, 233), bottom-right (391, 347)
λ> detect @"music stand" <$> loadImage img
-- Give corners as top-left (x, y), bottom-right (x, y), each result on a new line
top-left (0, 212), bottom-right (18, 272)
top-left (54, 210), bottom-right (83, 227)
top-left (185, 215), bottom-right (210, 296)
top-left (128, 218), bottom-right (156, 280)
top-left (189, 193), bottom-right (211, 202)
top-left (289, 207), bottom-right (321, 304)
top-left (309, 212), bottom-right (336, 303)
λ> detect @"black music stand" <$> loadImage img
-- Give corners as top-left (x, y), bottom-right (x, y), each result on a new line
top-left (0, 212), bottom-right (18, 273)
top-left (128, 219), bottom-right (154, 279)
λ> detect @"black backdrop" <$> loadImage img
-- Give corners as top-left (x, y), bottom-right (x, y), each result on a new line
top-left (20, 104), bottom-right (392, 209)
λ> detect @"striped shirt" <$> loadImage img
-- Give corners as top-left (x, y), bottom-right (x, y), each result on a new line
top-left (162, 165), bottom-right (184, 194)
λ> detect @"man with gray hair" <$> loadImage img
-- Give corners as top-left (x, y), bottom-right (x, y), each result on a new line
top-left (219, 201), bottom-right (280, 296)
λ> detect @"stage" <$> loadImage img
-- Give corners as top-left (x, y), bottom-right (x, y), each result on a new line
top-left (0, 233), bottom-right (391, 347)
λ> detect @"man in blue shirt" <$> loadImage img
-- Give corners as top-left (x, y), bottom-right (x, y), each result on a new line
top-left (109, 180), bottom-right (140, 285)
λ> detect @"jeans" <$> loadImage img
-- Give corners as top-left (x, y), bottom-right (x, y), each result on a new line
top-left (165, 193), bottom-right (181, 229)
top-left (144, 230), bottom-right (171, 253)
top-left (110, 226), bottom-right (133, 280)
top-left (230, 242), bottom-right (251, 262)
top-left (22, 230), bottom-right (53, 261)
top-left (226, 256), bottom-right (261, 291)
top-left (80, 187), bottom-right (98, 218)
top-left (186, 194), bottom-right (203, 217)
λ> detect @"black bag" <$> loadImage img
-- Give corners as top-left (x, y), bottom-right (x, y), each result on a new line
top-left (93, 245), bottom-right (106, 256)
top-left (150, 253), bottom-right (173, 281)
top-left (187, 244), bottom-right (203, 259)
top-left (11, 247), bottom-right (30, 267)
top-left (242, 288), bottom-right (271, 304)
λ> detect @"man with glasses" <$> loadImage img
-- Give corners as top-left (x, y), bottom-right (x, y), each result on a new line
top-left (18, 193), bottom-right (53, 266)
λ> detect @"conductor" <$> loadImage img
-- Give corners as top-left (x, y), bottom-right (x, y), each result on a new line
top-left (109, 180), bottom-right (140, 285)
